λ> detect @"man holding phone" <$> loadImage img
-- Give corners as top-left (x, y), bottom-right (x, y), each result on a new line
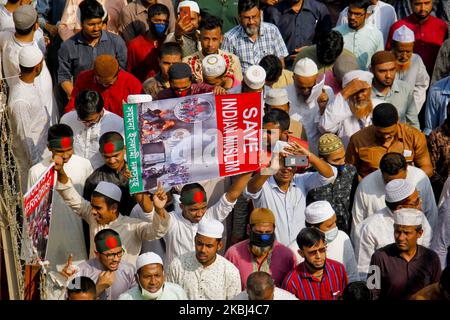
top-left (244, 137), bottom-right (337, 247)
top-left (165, 1), bottom-right (202, 57)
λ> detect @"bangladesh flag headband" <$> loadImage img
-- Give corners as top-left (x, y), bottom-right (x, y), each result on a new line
top-left (95, 234), bottom-right (122, 253)
top-left (48, 136), bottom-right (73, 149)
top-left (100, 140), bottom-right (124, 154)
top-left (180, 189), bottom-right (207, 205)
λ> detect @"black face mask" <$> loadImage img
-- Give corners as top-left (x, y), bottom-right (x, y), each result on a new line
top-left (249, 231), bottom-right (275, 248)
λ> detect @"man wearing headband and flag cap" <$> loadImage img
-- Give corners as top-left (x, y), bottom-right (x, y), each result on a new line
top-left (7, 45), bottom-right (52, 189)
top-left (57, 0), bottom-right (127, 102)
top-left (286, 57), bottom-right (334, 155)
top-left (369, 208), bottom-right (441, 300)
top-left (352, 152), bottom-right (438, 236)
top-left (390, 25), bottom-right (429, 114)
top-left (119, 252), bottom-right (187, 300)
top-left (225, 208), bottom-right (296, 290)
top-left (345, 103), bottom-right (433, 179)
top-left (65, 54), bottom-right (142, 117)
top-left (320, 69), bottom-right (383, 148)
top-left (60, 229), bottom-right (136, 300)
top-left (153, 172), bottom-right (252, 265)
top-left (355, 179), bottom-right (433, 280)
top-left (289, 201), bottom-right (359, 283)
top-left (27, 124), bottom-right (93, 271)
top-left (52, 154), bottom-right (170, 266)
top-left (83, 131), bottom-right (137, 217)
top-left (156, 62), bottom-right (215, 100)
top-left (306, 133), bottom-right (358, 235)
top-left (167, 218), bottom-right (241, 300)
top-left (370, 50), bottom-right (420, 129)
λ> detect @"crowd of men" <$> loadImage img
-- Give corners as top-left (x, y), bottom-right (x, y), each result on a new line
top-left (1, 0), bottom-right (450, 301)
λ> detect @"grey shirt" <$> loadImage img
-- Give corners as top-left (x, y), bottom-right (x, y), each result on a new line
top-left (371, 79), bottom-right (420, 129)
top-left (57, 30), bottom-right (127, 84)
top-left (77, 258), bottom-right (136, 300)
top-left (431, 196), bottom-right (450, 269)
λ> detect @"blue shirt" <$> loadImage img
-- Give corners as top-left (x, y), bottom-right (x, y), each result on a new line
top-left (57, 30), bottom-right (127, 84)
top-left (424, 76), bottom-right (450, 135)
top-left (265, 0), bottom-right (332, 55)
top-left (221, 22), bottom-right (289, 73)
top-left (37, 0), bottom-right (66, 26)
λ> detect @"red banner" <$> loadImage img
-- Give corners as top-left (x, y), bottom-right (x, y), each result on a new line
top-left (215, 92), bottom-right (262, 177)
top-left (24, 165), bottom-right (55, 218)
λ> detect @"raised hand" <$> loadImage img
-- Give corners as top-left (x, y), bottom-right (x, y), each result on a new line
top-left (97, 271), bottom-right (115, 292)
top-left (60, 254), bottom-right (77, 279)
top-left (153, 182), bottom-right (168, 210)
top-left (317, 89), bottom-right (329, 115)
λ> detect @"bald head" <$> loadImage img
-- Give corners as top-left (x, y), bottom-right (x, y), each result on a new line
top-left (246, 272), bottom-right (274, 300)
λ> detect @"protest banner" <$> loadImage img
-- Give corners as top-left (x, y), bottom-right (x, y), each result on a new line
top-left (23, 164), bottom-right (55, 263)
top-left (123, 92), bottom-right (262, 193)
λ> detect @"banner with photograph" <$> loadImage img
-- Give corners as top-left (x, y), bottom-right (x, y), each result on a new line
top-left (23, 164), bottom-right (55, 262)
top-left (124, 92), bottom-right (262, 193)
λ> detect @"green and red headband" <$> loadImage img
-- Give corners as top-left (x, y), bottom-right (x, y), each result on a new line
top-left (99, 140), bottom-right (124, 154)
top-left (180, 189), bottom-right (207, 205)
top-left (95, 234), bottom-right (122, 253)
top-left (48, 136), bottom-right (73, 149)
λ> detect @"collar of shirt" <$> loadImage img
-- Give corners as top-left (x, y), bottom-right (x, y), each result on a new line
top-left (388, 242), bottom-right (423, 263)
top-left (76, 30), bottom-right (108, 45)
top-left (282, 0), bottom-right (314, 14)
top-left (297, 260), bottom-right (331, 282)
top-left (136, 0), bottom-right (149, 14)
top-left (268, 175), bottom-right (296, 193)
top-left (372, 80), bottom-right (400, 98)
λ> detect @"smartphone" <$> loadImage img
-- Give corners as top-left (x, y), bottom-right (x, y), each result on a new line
top-left (179, 6), bottom-right (191, 18)
top-left (285, 155), bottom-right (309, 168)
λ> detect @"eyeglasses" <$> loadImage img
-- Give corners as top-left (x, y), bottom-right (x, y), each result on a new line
top-left (101, 248), bottom-right (125, 259)
top-left (304, 247), bottom-right (327, 256)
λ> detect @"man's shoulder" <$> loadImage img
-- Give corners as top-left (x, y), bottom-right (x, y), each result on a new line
top-left (224, 25), bottom-right (243, 39)
top-left (104, 30), bottom-right (126, 44)
top-left (430, 76), bottom-right (450, 91)
top-left (226, 239), bottom-right (249, 258)
top-left (127, 34), bottom-right (146, 48)
top-left (398, 122), bottom-right (424, 138)
top-left (428, 15), bottom-right (448, 29)
top-left (261, 21), bottom-right (283, 34)
top-left (325, 258), bottom-right (346, 271)
top-left (69, 154), bottom-right (92, 168)
top-left (348, 126), bottom-right (375, 145)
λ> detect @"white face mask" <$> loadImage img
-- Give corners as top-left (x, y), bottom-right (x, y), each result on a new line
top-left (324, 227), bottom-right (339, 243)
top-left (139, 279), bottom-right (163, 300)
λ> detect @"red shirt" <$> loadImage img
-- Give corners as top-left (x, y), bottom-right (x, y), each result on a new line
top-left (65, 69), bottom-right (143, 117)
top-left (127, 35), bottom-right (161, 82)
top-left (386, 15), bottom-right (448, 74)
top-left (282, 259), bottom-right (348, 300)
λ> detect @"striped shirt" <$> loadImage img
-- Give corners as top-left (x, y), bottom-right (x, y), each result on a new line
top-left (281, 258), bottom-right (348, 300)
top-left (221, 22), bottom-right (289, 73)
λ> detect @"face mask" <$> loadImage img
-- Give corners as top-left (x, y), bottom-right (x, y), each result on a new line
top-left (173, 88), bottom-right (190, 97)
top-left (249, 231), bottom-right (275, 248)
top-left (332, 164), bottom-right (346, 172)
top-left (324, 227), bottom-right (339, 243)
top-left (139, 279), bottom-right (163, 300)
top-left (152, 23), bottom-right (168, 37)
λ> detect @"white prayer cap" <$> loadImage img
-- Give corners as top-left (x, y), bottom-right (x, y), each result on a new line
top-left (293, 58), bottom-right (318, 77)
top-left (19, 46), bottom-right (43, 68)
top-left (127, 94), bottom-right (153, 104)
top-left (342, 70), bottom-right (374, 88)
top-left (265, 88), bottom-right (289, 106)
top-left (385, 179), bottom-right (415, 203)
top-left (94, 181), bottom-right (122, 202)
top-left (305, 201), bottom-right (335, 224)
top-left (244, 65), bottom-right (266, 90)
top-left (197, 218), bottom-right (224, 239)
top-left (177, 1), bottom-right (200, 14)
top-left (393, 25), bottom-right (415, 43)
top-left (202, 54), bottom-right (227, 78)
top-left (393, 208), bottom-right (423, 226)
top-left (136, 252), bottom-right (163, 271)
